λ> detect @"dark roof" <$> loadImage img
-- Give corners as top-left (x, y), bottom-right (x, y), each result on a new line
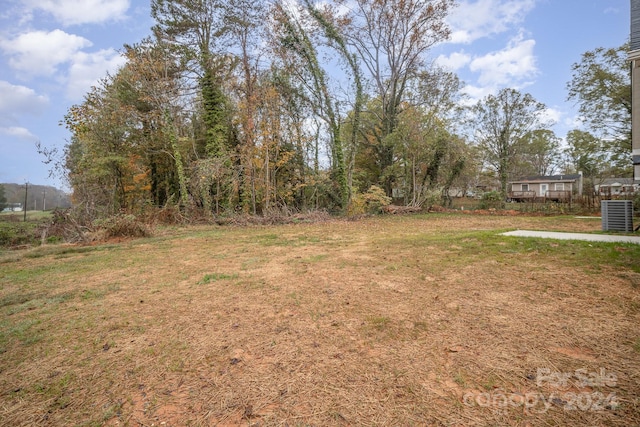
top-left (510, 173), bottom-right (582, 183)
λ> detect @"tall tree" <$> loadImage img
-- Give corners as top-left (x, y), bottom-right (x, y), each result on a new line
top-left (473, 88), bottom-right (551, 196)
top-left (350, 66), bottom-right (465, 202)
top-left (63, 38), bottom-right (193, 215)
top-left (516, 129), bottom-right (561, 177)
top-left (406, 66), bottom-right (467, 204)
top-left (409, 66), bottom-right (466, 130)
top-left (303, 0), bottom-right (364, 203)
top-left (151, 0), bottom-right (235, 158)
top-left (564, 130), bottom-right (607, 175)
top-left (567, 43), bottom-right (631, 174)
top-left (225, 0), bottom-right (265, 212)
top-left (272, 1), bottom-right (348, 211)
top-left (121, 40), bottom-right (191, 208)
top-left (339, 0), bottom-right (454, 195)
top-left (563, 129), bottom-right (608, 196)
top-left (63, 79), bottom-right (137, 215)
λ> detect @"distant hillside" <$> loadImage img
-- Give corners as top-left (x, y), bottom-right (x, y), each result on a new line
top-left (1, 183), bottom-right (72, 210)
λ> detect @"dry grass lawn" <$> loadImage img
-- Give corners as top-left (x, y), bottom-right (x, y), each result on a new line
top-left (1, 213), bottom-right (639, 426)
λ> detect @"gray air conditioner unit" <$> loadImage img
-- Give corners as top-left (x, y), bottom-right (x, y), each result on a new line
top-left (601, 200), bottom-right (633, 232)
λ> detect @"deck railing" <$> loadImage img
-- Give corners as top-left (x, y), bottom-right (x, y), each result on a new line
top-left (508, 191), bottom-right (536, 200)
top-left (545, 190), bottom-right (572, 201)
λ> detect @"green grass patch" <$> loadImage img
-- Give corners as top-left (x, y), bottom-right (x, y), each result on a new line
top-left (198, 272), bottom-right (239, 284)
top-left (453, 370), bottom-right (467, 387)
top-left (0, 243), bottom-right (120, 264)
top-left (0, 292), bottom-right (36, 308)
top-left (254, 233), bottom-right (292, 246)
top-left (251, 232), bottom-right (328, 247)
top-left (379, 227), bottom-right (640, 273)
top-left (7, 318), bottom-right (43, 345)
top-left (81, 288), bottom-right (107, 300)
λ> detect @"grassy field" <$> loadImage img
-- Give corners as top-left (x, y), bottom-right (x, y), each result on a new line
top-left (0, 213), bottom-right (639, 426)
top-left (0, 211), bottom-right (54, 247)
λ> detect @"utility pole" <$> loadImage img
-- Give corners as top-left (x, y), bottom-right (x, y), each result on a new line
top-left (42, 190), bottom-right (46, 211)
top-left (23, 182), bottom-right (28, 222)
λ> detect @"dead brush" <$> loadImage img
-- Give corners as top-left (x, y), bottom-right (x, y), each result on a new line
top-left (97, 213), bottom-right (152, 239)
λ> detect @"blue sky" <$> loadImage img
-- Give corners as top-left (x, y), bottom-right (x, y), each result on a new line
top-left (0, 0), bottom-right (631, 190)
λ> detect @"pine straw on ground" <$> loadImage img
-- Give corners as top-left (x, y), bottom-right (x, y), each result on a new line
top-left (0, 213), bottom-right (639, 426)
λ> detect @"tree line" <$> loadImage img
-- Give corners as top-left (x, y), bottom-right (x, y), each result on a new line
top-left (0, 183), bottom-right (72, 212)
top-left (58, 0), bottom-right (631, 219)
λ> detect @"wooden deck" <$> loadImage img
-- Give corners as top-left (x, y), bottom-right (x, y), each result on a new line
top-left (508, 191), bottom-right (535, 201)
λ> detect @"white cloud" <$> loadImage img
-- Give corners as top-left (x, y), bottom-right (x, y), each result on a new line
top-left (459, 33), bottom-right (538, 104)
top-left (435, 51), bottom-right (471, 71)
top-left (0, 27), bottom-right (125, 100)
top-left (447, 0), bottom-right (536, 44)
top-left (469, 33), bottom-right (537, 89)
top-left (0, 126), bottom-right (38, 141)
top-left (0, 29), bottom-right (92, 76)
top-left (66, 48), bottom-right (126, 99)
top-left (25, 0), bottom-right (130, 26)
top-left (0, 81), bottom-right (49, 117)
top-left (0, 81), bottom-right (47, 143)
top-left (540, 107), bottom-right (562, 125)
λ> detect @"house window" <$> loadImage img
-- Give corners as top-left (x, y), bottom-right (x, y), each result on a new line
top-left (521, 184), bottom-right (529, 191)
top-left (555, 183), bottom-right (564, 190)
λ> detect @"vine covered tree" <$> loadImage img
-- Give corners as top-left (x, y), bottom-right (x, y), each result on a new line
top-left (151, 0), bottom-right (236, 158)
top-left (271, 1), bottom-right (349, 210)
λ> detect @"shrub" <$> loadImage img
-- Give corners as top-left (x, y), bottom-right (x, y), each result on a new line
top-left (349, 185), bottom-right (392, 215)
top-left (478, 191), bottom-right (505, 210)
top-left (422, 187), bottom-right (444, 211)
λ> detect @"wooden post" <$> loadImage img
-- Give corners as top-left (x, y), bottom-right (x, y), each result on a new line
top-left (23, 182), bottom-right (28, 222)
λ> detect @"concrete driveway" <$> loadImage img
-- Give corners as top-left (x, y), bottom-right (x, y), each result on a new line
top-left (501, 230), bottom-right (640, 245)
